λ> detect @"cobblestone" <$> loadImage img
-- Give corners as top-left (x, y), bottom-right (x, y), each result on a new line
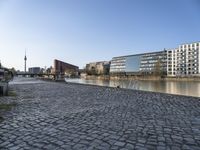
top-left (0, 77), bottom-right (200, 149)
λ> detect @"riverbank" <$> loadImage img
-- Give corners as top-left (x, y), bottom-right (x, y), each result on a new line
top-left (85, 75), bottom-right (200, 81)
top-left (0, 77), bottom-right (200, 149)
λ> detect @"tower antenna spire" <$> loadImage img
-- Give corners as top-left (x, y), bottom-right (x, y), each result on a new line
top-left (24, 49), bottom-right (27, 72)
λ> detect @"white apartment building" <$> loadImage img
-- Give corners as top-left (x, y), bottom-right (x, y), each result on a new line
top-left (167, 42), bottom-right (200, 76)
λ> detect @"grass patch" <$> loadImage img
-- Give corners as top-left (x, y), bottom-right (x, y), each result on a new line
top-left (0, 103), bottom-right (16, 110)
top-left (8, 90), bottom-right (17, 97)
top-left (0, 103), bottom-right (16, 122)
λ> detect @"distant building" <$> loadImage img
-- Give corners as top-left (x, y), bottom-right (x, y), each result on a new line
top-left (24, 52), bottom-right (27, 73)
top-left (0, 68), bottom-right (4, 81)
top-left (110, 51), bottom-right (167, 75)
top-left (86, 61), bottom-right (110, 75)
top-left (28, 67), bottom-right (41, 74)
top-left (53, 59), bottom-right (79, 76)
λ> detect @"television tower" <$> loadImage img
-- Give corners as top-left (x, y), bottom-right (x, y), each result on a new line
top-left (24, 50), bottom-right (27, 72)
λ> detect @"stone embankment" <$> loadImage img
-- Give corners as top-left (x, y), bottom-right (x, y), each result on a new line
top-left (86, 75), bottom-right (200, 81)
top-left (0, 77), bottom-right (200, 149)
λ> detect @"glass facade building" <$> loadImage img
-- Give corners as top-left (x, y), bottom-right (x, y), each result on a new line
top-left (110, 57), bottom-right (126, 73)
top-left (110, 51), bottom-right (167, 75)
top-left (139, 51), bottom-right (167, 74)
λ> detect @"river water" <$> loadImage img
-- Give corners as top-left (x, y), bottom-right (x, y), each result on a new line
top-left (66, 78), bottom-right (200, 97)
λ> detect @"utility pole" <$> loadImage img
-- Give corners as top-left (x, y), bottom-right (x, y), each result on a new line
top-left (24, 49), bottom-right (27, 72)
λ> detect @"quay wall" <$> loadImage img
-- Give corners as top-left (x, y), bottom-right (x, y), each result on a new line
top-left (85, 75), bottom-right (200, 81)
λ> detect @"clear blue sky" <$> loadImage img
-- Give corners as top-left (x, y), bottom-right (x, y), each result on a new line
top-left (0, 0), bottom-right (200, 70)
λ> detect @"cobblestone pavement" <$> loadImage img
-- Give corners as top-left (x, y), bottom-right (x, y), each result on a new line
top-left (1, 78), bottom-right (200, 150)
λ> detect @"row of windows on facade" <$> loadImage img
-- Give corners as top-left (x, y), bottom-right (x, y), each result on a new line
top-left (140, 64), bottom-right (166, 67)
top-left (176, 67), bottom-right (198, 71)
top-left (110, 66), bottom-right (125, 69)
top-left (178, 51), bottom-right (199, 54)
top-left (141, 57), bottom-right (166, 61)
top-left (168, 72), bottom-right (199, 75)
top-left (111, 59), bottom-right (126, 62)
top-left (142, 53), bottom-right (166, 57)
top-left (176, 54), bottom-right (199, 58)
top-left (168, 51), bottom-right (199, 57)
top-left (110, 69), bottom-right (124, 72)
top-left (180, 43), bottom-right (199, 48)
top-left (177, 72), bottom-right (199, 74)
top-left (175, 58), bottom-right (198, 61)
top-left (110, 63), bottom-right (125, 67)
top-left (111, 58), bottom-right (125, 61)
top-left (179, 64), bottom-right (198, 68)
top-left (174, 60), bottom-right (198, 64)
top-left (176, 60), bottom-right (198, 63)
top-left (141, 60), bottom-right (165, 64)
top-left (177, 64), bottom-right (198, 68)
top-left (175, 48), bottom-right (199, 54)
top-left (171, 53), bottom-right (199, 58)
top-left (168, 67), bottom-right (198, 71)
top-left (168, 63), bottom-right (198, 67)
top-left (177, 48), bottom-right (199, 53)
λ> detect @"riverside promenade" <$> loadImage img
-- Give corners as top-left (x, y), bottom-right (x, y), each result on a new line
top-left (0, 77), bottom-right (200, 150)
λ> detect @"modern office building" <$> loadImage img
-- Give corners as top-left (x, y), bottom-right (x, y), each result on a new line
top-left (110, 41), bottom-right (200, 77)
top-left (110, 50), bottom-right (167, 75)
top-left (139, 51), bottom-right (167, 75)
top-left (109, 56), bottom-right (126, 73)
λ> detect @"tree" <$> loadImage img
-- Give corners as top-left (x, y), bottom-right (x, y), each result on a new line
top-left (153, 59), bottom-right (167, 77)
top-left (154, 59), bottom-right (162, 76)
top-left (10, 67), bottom-right (16, 75)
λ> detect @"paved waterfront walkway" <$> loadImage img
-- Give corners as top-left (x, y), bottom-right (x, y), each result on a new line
top-left (0, 78), bottom-right (200, 150)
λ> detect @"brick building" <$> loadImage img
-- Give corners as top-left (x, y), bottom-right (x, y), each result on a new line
top-left (53, 59), bottom-right (79, 77)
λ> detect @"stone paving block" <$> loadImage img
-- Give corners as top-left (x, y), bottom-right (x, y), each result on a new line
top-left (114, 141), bottom-right (126, 147)
top-left (125, 143), bottom-right (134, 150)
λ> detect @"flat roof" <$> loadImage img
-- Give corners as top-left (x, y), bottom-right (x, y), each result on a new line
top-left (112, 50), bottom-right (166, 59)
top-left (112, 41), bottom-right (199, 59)
top-left (54, 59), bottom-right (79, 68)
top-left (179, 41), bottom-right (200, 46)
top-left (87, 61), bottom-right (109, 64)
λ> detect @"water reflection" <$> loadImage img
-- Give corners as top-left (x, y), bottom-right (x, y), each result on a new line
top-left (66, 78), bottom-right (200, 97)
